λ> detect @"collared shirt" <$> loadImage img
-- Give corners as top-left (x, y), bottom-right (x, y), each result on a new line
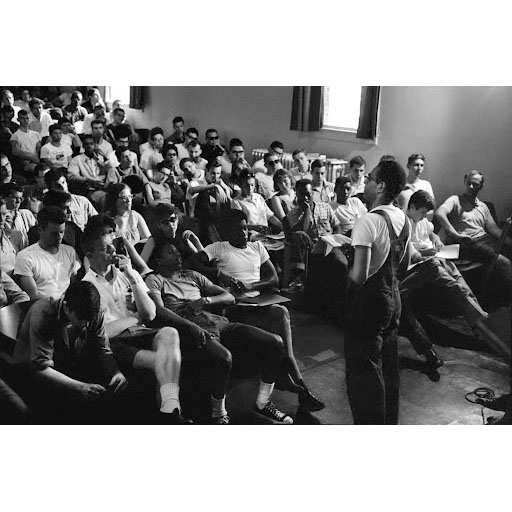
top-left (283, 202), bottom-right (340, 242)
top-left (311, 181), bottom-right (335, 203)
top-left (63, 104), bottom-right (88, 124)
top-left (14, 296), bottom-right (119, 378)
top-left (69, 194), bottom-right (98, 231)
top-left (231, 193), bottom-right (274, 227)
top-left (83, 266), bottom-right (148, 324)
top-left (5, 209), bottom-right (36, 248)
top-left (68, 153), bottom-right (110, 183)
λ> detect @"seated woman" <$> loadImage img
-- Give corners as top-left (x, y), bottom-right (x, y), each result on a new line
top-left (269, 169), bottom-right (296, 221)
top-left (230, 169), bottom-right (282, 237)
top-left (141, 203), bottom-right (203, 267)
top-left (103, 182), bottom-right (151, 246)
top-left (0, 198), bottom-right (23, 276)
top-left (329, 176), bottom-right (368, 236)
top-left (145, 161), bottom-right (173, 206)
top-left (397, 153), bottom-right (435, 210)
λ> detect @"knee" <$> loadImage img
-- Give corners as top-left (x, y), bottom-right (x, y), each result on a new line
top-left (154, 327), bottom-right (180, 352)
top-left (269, 333), bottom-right (285, 354)
top-left (269, 304), bottom-right (289, 323)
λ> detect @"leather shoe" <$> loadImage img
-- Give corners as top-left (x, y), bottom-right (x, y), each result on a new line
top-left (298, 388), bottom-right (325, 412)
top-left (159, 408), bottom-right (193, 425)
top-left (424, 348), bottom-right (443, 369)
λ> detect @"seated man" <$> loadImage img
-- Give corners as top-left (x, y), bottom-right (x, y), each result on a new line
top-left (139, 127), bottom-right (165, 178)
top-left (435, 170), bottom-right (512, 308)
top-left (82, 105), bottom-right (108, 135)
top-left (40, 124), bottom-right (73, 170)
top-left (67, 134), bottom-right (112, 208)
top-left (290, 148), bottom-right (312, 183)
top-left (1, 153), bottom-right (28, 187)
top-left (0, 269), bottom-right (29, 308)
top-left (44, 168), bottom-right (97, 231)
top-left (0, 182), bottom-right (37, 247)
top-left (164, 116), bottom-right (185, 145)
top-left (282, 179), bottom-right (347, 324)
top-left (255, 152), bottom-right (283, 200)
top-left (201, 128), bottom-right (228, 163)
top-left (310, 159), bottom-right (335, 203)
top-left (0, 197), bottom-right (23, 275)
top-left (191, 209), bottom-right (324, 412)
top-left (252, 141), bottom-right (284, 173)
top-left (345, 155), bottom-right (366, 202)
top-left (188, 140), bottom-right (207, 171)
top-left (27, 98), bottom-right (55, 139)
top-left (10, 109), bottom-right (41, 174)
top-left (147, 242), bottom-right (294, 424)
top-left (111, 124), bottom-right (141, 172)
top-left (63, 90), bottom-right (88, 126)
top-left (175, 127), bottom-right (198, 160)
top-left (220, 138), bottom-right (245, 179)
top-left (81, 225), bottom-right (192, 424)
top-left (13, 281), bottom-right (128, 423)
top-left (15, 206), bottom-right (81, 300)
top-left (59, 118), bottom-right (83, 155)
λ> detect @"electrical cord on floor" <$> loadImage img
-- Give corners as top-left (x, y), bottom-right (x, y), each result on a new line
top-left (465, 387), bottom-right (496, 424)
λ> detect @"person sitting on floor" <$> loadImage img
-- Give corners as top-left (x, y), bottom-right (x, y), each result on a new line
top-left (14, 206), bottom-right (81, 301)
top-left (329, 176), bottom-right (368, 236)
top-left (80, 226), bottom-right (191, 424)
top-left (191, 209), bottom-right (324, 412)
top-left (230, 169), bottom-right (282, 237)
top-left (147, 242), bottom-right (294, 424)
top-left (282, 180), bottom-right (347, 325)
top-left (13, 280), bottom-right (127, 423)
top-left (435, 170), bottom-right (512, 308)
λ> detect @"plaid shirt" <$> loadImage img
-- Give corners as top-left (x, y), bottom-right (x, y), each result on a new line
top-left (283, 202), bottom-right (340, 242)
top-left (311, 181), bottom-right (335, 203)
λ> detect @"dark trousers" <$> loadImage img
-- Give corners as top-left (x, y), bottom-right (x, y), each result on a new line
top-left (0, 375), bottom-right (31, 424)
top-left (344, 286), bottom-right (401, 425)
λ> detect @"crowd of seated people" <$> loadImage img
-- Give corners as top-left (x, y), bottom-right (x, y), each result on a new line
top-left (1, 86), bottom-right (512, 425)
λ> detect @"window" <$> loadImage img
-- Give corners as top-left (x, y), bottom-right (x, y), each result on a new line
top-left (105, 85), bottom-right (131, 106)
top-left (323, 86), bottom-right (362, 132)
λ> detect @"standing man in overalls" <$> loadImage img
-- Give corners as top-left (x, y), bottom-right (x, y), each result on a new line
top-left (344, 159), bottom-right (422, 424)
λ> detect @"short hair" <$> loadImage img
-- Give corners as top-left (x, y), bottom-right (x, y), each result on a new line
top-left (42, 189), bottom-right (72, 209)
top-left (379, 154), bottom-right (396, 162)
top-left (172, 116), bottom-right (184, 125)
top-left (222, 208), bottom-right (247, 226)
top-left (153, 202), bottom-right (176, 221)
top-left (273, 168), bottom-right (292, 191)
top-left (263, 152), bottom-right (276, 164)
top-left (179, 158), bottom-right (193, 172)
top-left (17, 109), bottom-right (28, 117)
top-left (91, 119), bottom-right (105, 128)
top-left (349, 156), bottom-right (366, 168)
top-left (113, 107), bottom-right (125, 116)
top-left (0, 182), bottom-right (23, 197)
top-left (35, 163), bottom-right (50, 176)
top-left (229, 138), bottom-right (244, 149)
top-left (295, 179), bottom-right (312, 195)
top-left (186, 127), bottom-right (198, 137)
top-left (334, 176), bottom-right (352, 189)
top-left (87, 88), bottom-right (99, 98)
top-left (206, 157), bottom-right (222, 171)
top-left (112, 124), bottom-right (131, 140)
top-left (81, 214), bottom-right (116, 255)
top-left (311, 159), bottom-right (326, 171)
top-left (238, 169), bottom-right (256, 185)
top-left (44, 168), bottom-right (65, 188)
top-left (83, 134), bottom-right (95, 144)
top-left (407, 153), bottom-right (426, 167)
top-left (188, 139), bottom-right (201, 149)
top-left (292, 148), bottom-right (306, 158)
top-left (156, 161), bottom-right (172, 173)
top-left (28, 98), bottom-right (43, 109)
top-left (464, 169), bottom-right (484, 185)
top-left (408, 190), bottom-right (435, 211)
top-left (162, 143), bottom-right (178, 157)
top-left (374, 160), bottom-right (407, 200)
top-left (205, 128), bottom-right (218, 138)
top-left (115, 147), bottom-right (131, 160)
top-left (149, 127), bottom-right (164, 140)
top-left (37, 206), bottom-right (67, 229)
top-left (104, 183), bottom-right (130, 216)
top-left (64, 281), bottom-right (101, 323)
top-left (1, 105), bottom-right (14, 116)
top-left (85, 213), bottom-right (116, 232)
top-left (93, 105), bottom-right (105, 114)
top-left (71, 90), bottom-right (82, 100)
top-left (48, 123), bottom-right (62, 135)
top-left (270, 141), bottom-right (284, 152)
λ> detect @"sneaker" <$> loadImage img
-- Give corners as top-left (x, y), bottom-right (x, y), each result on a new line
top-left (160, 408), bottom-right (193, 425)
top-left (299, 388), bottom-right (326, 412)
top-left (254, 402), bottom-right (293, 424)
top-left (212, 415), bottom-right (230, 425)
top-left (282, 277), bottom-right (303, 294)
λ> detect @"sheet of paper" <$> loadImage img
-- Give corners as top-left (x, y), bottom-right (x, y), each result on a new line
top-left (435, 244), bottom-right (460, 260)
top-left (319, 234), bottom-right (352, 256)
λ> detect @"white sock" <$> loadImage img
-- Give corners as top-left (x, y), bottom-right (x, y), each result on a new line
top-left (256, 381), bottom-right (275, 410)
top-left (160, 383), bottom-right (180, 414)
top-left (211, 395), bottom-right (227, 418)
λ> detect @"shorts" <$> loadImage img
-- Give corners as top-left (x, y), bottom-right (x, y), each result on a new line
top-left (109, 328), bottom-right (158, 369)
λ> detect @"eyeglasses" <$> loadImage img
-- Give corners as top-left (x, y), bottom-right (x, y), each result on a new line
top-left (208, 135), bottom-right (219, 140)
top-left (118, 194), bottom-right (133, 201)
top-left (167, 152), bottom-right (177, 157)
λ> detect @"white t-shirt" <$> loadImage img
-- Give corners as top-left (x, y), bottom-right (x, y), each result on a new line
top-left (83, 267), bottom-right (147, 324)
top-left (254, 172), bottom-right (275, 200)
top-left (28, 112), bottom-right (55, 138)
top-left (351, 205), bottom-right (410, 279)
top-left (204, 241), bottom-right (269, 285)
top-left (397, 179), bottom-right (435, 210)
top-left (410, 217), bottom-right (434, 251)
top-left (252, 158), bottom-right (266, 173)
top-left (140, 148), bottom-right (163, 172)
top-left (175, 143), bottom-right (189, 161)
top-left (14, 243), bottom-right (81, 299)
top-left (40, 142), bottom-right (73, 168)
top-left (231, 193), bottom-right (274, 227)
top-left (10, 129), bottom-right (41, 156)
top-left (329, 198), bottom-right (368, 235)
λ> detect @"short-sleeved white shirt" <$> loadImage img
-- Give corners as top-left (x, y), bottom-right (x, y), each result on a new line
top-left (83, 267), bottom-right (148, 324)
top-left (231, 193), bottom-right (274, 227)
top-left (438, 195), bottom-right (490, 240)
top-left (351, 205), bottom-right (409, 279)
top-left (410, 217), bottom-right (434, 251)
top-left (254, 172), bottom-right (275, 200)
top-left (329, 198), bottom-right (367, 235)
top-left (14, 243), bottom-right (81, 299)
top-left (204, 241), bottom-right (269, 285)
top-left (10, 129), bottom-right (41, 156)
top-left (40, 142), bottom-right (73, 168)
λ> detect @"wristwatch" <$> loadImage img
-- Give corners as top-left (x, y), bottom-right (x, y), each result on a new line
top-left (203, 296), bottom-right (211, 305)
